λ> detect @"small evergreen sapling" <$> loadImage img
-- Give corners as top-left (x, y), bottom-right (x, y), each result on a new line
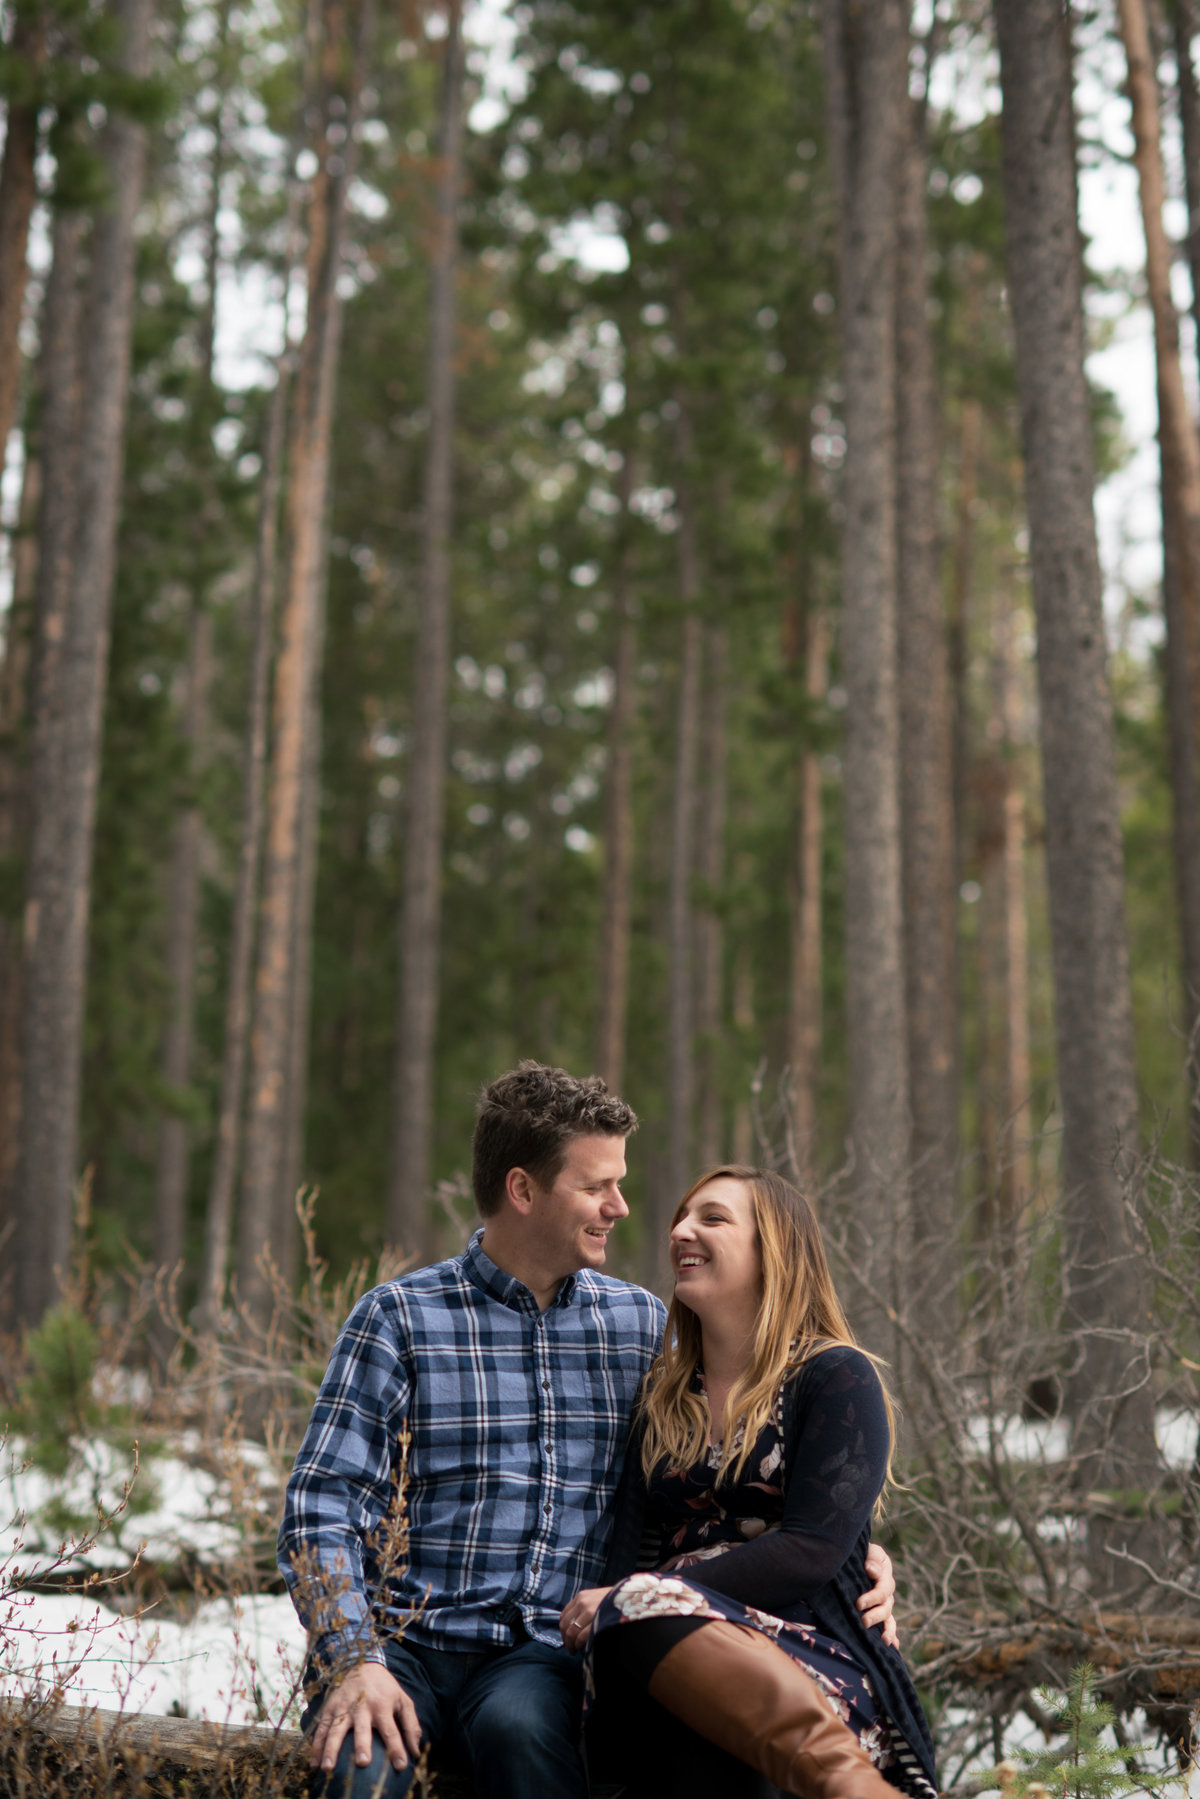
top-left (1013, 1664), bottom-right (1147, 1799)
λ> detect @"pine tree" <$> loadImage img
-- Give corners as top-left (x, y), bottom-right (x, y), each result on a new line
top-left (1015, 1665), bottom-right (1141, 1799)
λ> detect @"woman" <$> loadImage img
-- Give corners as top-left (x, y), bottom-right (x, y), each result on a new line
top-left (560, 1166), bottom-right (938, 1799)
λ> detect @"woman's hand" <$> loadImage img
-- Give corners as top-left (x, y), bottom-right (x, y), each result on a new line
top-left (858, 1542), bottom-right (899, 1648)
top-left (559, 1586), bottom-right (612, 1652)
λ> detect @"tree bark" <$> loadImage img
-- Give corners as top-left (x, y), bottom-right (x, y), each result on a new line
top-left (695, 621), bottom-right (729, 1170)
top-left (12, 0), bottom-right (153, 1331)
top-left (1175, 0), bottom-right (1200, 378)
top-left (663, 401), bottom-right (702, 1277)
top-left (788, 597), bottom-right (830, 1188)
top-left (239, 0), bottom-right (370, 1320)
top-left (0, 8), bottom-right (43, 469)
top-left (949, 386), bottom-right (982, 892)
top-left (995, 603), bottom-right (1032, 1221)
top-left (1122, 0), bottom-right (1200, 1143)
top-left (0, 453), bottom-right (40, 1245)
top-left (594, 456), bottom-right (637, 1096)
top-left (151, 605), bottom-right (212, 1290)
top-left (197, 0), bottom-right (320, 1335)
top-left (993, 0), bottom-right (1155, 1491)
top-left (1160, 425), bottom-right (1200, 1145)
top-left (820, 0), bottom-right (910, 1347)
top-left (387, 0), bottom-right (464, 1259)
top-left (151, 39), bottom-right (228, 1320)
top-left (197, 352), bottom-right (287, 1334)
top-left (895, 79), bottom-right (959, 1325)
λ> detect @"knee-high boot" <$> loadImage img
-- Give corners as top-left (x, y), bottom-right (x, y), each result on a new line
top-left (647, 1620), bottom-right (900, 1799)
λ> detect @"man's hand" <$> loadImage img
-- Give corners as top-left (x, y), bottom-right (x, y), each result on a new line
top-left (559, 1585), bottom-right (612, 1652)
top-left (858, 1542), bottom-right (899, 1648)
top-left (308, 1660), bottom-right (422, 1775)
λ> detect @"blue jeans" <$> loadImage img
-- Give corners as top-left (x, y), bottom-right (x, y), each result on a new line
top-left (304, 1635), bottom-right (586, 1799)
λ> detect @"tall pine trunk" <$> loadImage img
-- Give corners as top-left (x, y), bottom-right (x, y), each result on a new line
top-left (695, 621), bottom-right (728, 1170)
top-left (12, 0), bottom-right (153, 1331)
top-left (0, 454), bottom-right (39, 1241)
top-left (594, 456), bottom-right (637, 1095)
top-left (820, 0), bottom-right (910, 1347)
top-left (198, 0), bottom-right (319, 1333)
top-left (239, 0), bottom-right (369, 1319)
top-left (895, 80), bottom-right (959, 1328)
top-left (1120, 0), bottom-right (1200, 1142)
top-left (994, 0), bottom-right (1155, 1498)
top-left (663, 399), bottom-right (702, 1274)
top-left (788, 596), bottom-right (830, 1188)
top-left (0, 8), bottom-right (43, 467)
top-left (387, 0), bottom-right (464, 1258)
top-left (151, 57), bottom-right (227, 1313)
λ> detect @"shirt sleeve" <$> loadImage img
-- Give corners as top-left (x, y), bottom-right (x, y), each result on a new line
top-left (277, 1285), bottom-right (412, 1674)
top-left (680, 1347), bottom-right (889, 1610)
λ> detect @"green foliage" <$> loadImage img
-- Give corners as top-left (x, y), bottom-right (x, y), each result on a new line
top-left (16, 1304), bottom-right (103, 1474)
top-left (1015, 1666), bottom-right (1143, 1799)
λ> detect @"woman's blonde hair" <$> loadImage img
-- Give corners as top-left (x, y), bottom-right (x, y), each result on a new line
top-left (638, 1164), bottom-right (896, 1486)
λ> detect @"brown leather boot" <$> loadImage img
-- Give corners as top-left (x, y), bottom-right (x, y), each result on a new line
top-left (647, 1619), bottom-right (900, 1799)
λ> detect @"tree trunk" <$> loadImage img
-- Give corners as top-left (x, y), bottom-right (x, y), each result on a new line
top-left (594, 456), bottom-right (637, 1096)
top-left (949, 385), bottom-right (982, 891)
top-left (239, 0), bottom-right (370, 1320)
top-left (995, 603), bottom-right (1032, 1220)
top-left (695, 621), bottom-right (729, 1170)
top-left (197, 353), bottom-right (287, 1334)
top-left (277, 552), bottom-right (328, 1278)
top-left (151, 605), bottom-right (212, 1288)
top-left (820, 0), bottom-right (910, 1348)
top-left (895, 79), bottom-right (959, 1327)
top-left (788, 598), bottom-right (830, 1188)
top-left (1122, 0), bottom-right (1200, 1146)
top-left (387, 0), bottom-right (464, 1259)
top-left (994, 0), bottom-right (1156, 1495)
top-left (1175, 0), bottom-right (1200, 379)
top-left (0, 453), bottom-right (40, 1244)
top-left (1160, 426), bottom-right (1200, 1148)
top-left (662, 402), bottom-right (702, 1277)
top-left (197, 0), bottom-right (320, 1335)
top-left (0, 9), bottom-right (43, 469)
top-left (6, 205), bottom-right (86, 1318)
top-left (12, 0), bottom-right (153, 1332)
top-left (151, 44), bottom-right (227, 1324)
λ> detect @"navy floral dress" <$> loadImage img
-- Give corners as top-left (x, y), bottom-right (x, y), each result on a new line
top-left (589, 1348), bottom-right (939, 1799)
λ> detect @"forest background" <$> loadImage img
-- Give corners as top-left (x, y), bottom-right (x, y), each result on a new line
top-left (4, 0), bottom-right (1200, 1778)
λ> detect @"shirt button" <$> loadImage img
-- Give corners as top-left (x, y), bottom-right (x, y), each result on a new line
top-left (544, 1502), bottom-right (552, 1514)
top-left (545, 1443), bottom-right (553, 1454)
top-left (542, 1380), bottom-right (551, 1391)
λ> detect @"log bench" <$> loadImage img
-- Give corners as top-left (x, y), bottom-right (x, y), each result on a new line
top-left (0, 1702), bottom-right (628, 1795)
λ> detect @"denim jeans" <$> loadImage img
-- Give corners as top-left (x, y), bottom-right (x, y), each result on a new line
top-left (304, 1635), bottom-right (587, 1799)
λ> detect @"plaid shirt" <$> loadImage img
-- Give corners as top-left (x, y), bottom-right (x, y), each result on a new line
top-left (279, 1231), bottom-right (665, 1662)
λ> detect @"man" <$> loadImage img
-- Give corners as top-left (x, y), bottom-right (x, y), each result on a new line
top-left (279, 1062), bottom-right (895, 1798)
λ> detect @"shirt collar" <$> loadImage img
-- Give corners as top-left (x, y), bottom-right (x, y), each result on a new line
top-left (462, 1228), bottom-right (584, 1312)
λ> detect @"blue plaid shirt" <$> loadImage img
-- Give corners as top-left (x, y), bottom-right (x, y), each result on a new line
top-left (279, 1231), bottom-right (665, 1662)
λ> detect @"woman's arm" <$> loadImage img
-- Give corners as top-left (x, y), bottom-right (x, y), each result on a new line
top-left (668, 1347), bottom-right (889, 1612)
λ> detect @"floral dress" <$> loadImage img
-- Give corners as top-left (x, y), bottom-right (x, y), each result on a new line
top-left (587, 1372), bottom-right (898, 1779)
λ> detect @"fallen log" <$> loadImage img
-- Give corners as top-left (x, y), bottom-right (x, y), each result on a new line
top-left (914, 1609), bottom-right (1200, 1707)
top-left (0, 1702), bottom-right (626, 1796)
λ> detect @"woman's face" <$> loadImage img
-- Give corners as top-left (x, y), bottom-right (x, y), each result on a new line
top-left (669, 1176), bottom-right (763, 1321)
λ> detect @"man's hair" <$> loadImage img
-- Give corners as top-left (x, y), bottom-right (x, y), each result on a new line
top-left (472, 1061), bottom-right (637, 1216)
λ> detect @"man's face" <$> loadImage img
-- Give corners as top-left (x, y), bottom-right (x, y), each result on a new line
top-left (524, 1132), bottom-right (629, 1282)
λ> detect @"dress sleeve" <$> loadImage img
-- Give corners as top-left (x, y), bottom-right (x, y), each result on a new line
top-left (679, 1347), bottom-right (889, 1610)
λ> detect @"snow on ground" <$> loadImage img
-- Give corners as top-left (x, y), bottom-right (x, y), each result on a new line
top-left (2, 1434), bottom-right (302, 1724)
top-left (1, 1587), bottom-right (308, 1726)
top-left (2, 1406), bottom-right (1196, 1727)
